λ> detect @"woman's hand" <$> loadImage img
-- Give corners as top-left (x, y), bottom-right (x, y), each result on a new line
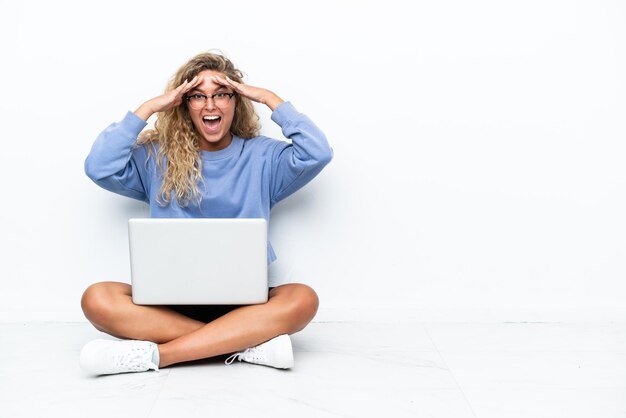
top-left (134, 76), bottom-right (204, 121)
top-left (212, 75), bottom-right (284, 112)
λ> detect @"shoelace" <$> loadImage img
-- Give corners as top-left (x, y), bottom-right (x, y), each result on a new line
top-left (225, 345), bottom-right (262, 365)
top-left (115, 346), bottom-right (159, 372)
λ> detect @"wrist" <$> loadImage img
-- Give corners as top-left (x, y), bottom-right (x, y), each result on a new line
top-left (262, 93), bottom-right (284, 112)
top-left (134, 101), bottom-right (157, 121)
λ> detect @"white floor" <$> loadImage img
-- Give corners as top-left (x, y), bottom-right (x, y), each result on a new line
top-left (1, 321), bottom-right (625, 418)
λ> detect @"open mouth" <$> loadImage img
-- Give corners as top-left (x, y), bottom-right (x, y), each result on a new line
top-left (202, 115), bottom-right (222, 132)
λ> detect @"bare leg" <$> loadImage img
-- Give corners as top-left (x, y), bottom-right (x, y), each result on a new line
top-left (157, 284), bottom-right (318, 367)
top-left (81, 282), bottom-right (206, 343)
top-left (81, 281), bottom-right (319, 367)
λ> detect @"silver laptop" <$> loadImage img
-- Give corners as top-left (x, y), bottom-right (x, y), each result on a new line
top-left (128, 218), bottom-right (268, 305)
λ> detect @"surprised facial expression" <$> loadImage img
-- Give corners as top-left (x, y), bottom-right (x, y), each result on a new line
top-left (187, 70), bottom-right (236, 152)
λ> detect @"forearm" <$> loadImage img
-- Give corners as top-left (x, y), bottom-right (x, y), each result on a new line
top-left (272, 102), bottom-right (333, 163)
top-left (134, 100), bottom-right (158, 121)
top-left (269, 102), bottom-right (333, 203)
top-left (260, 92), bottom-right (285, 112)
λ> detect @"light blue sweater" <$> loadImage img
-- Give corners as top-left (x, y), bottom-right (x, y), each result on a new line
top-left (85, 101), bottom-right (333, 264)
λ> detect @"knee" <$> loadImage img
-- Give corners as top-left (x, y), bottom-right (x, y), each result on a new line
top-left (284, 284), bottom-right (319, 332)
top-left (298, 284), bottom-right (320, 320)
top-left (81, 282), bottom-right (117, 324)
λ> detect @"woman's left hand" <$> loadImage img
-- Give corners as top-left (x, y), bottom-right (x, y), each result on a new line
top-left (211, 75), bottom-right (285, 111)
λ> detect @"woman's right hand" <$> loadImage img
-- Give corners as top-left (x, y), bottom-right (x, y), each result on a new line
top-left (134, 75), bottom-right (204, 121)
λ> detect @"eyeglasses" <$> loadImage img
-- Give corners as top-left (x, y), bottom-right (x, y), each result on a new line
top-left (185, 92), bottom-right (235, 109)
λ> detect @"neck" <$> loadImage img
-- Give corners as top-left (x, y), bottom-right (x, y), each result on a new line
top-left (199, 133), bottom-right (233, 152)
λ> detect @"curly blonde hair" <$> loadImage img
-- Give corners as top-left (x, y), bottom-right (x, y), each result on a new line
top-left (137, 51), bottom-right (261, 207)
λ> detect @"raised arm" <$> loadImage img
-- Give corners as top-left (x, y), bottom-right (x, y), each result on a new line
top-left (213, 75), bottom-right (333, 204)
top-left (84, 76), bottom-right (204, 201)
top-left (134, 75), bottom-right (204, 120)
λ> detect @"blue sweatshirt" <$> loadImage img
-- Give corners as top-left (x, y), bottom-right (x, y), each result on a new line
top-left (85, 101), bottom-right (333, 264)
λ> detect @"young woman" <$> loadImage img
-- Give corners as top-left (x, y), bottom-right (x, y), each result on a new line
top-left (79, 51), bottom-right (333, 375)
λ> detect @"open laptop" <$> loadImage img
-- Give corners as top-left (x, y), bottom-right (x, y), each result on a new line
top-left (128, 218), bottom-right (268, 305)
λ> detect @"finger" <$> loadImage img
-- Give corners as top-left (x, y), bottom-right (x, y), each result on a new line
top-left (214, 76), bottom-right (245, 98)
top-left (211, 75), bottom-right (230, 87)
top-left (222, 76), bottom-right (241, 89)
top-left (181, 76), bottom-right (201, 94)
top-left (187, 75), bottom-right (202, 88)
top-left (213, 75), bottom-right (241, 91)
top-left (172, 79), bottom-right (189, 95)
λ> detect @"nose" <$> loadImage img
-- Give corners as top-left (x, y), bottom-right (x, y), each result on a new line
top-left (204, 96), bottom-right (217, 111)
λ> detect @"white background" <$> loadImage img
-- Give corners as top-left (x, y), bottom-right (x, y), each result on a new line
top-left (1, 0), bottom-right (624, 322)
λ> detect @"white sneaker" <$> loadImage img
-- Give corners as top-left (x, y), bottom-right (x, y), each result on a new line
top-left (225, 334), bottom-right (294, 369)
top-left (79, 339), bottom-right (159, 375)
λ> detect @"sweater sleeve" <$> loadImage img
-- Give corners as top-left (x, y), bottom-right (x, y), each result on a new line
top-left (269, 102), bottom-right (334, 205)
top-left (84, 111), bottom-right (150, 202)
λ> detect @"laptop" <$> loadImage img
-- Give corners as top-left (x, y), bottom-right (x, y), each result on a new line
top-left (128, 218), bottom-right (268, 305)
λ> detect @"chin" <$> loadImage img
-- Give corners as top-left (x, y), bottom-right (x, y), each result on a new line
top-left (200, 134), bottom-right (229, 150)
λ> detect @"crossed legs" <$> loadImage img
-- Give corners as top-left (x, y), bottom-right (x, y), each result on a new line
top-left (80, 281), bottom-right (319, 368)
